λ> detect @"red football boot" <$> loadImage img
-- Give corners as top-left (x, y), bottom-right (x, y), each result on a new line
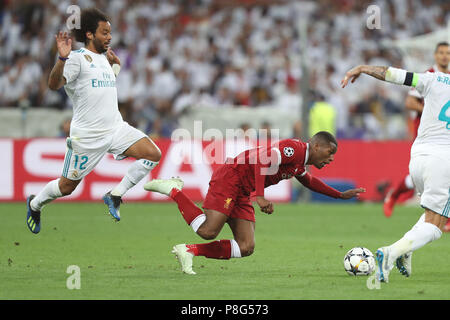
top-left (383, 188), bottom-right (397, 218)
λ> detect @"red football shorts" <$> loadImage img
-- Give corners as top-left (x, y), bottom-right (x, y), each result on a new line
top-left (202, 165), bottom-right (255, 222)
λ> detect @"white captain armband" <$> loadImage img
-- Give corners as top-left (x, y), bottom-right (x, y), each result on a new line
top-left (385, 67), bottom-right (417, 87)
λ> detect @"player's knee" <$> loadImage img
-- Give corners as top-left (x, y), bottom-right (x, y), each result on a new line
top-left (199, 231), bottom-right (219, 240)
top-left (143, 141), bottom-right (162, 162)
top-left (140, 149), bottom-right (161, 163)
top-left (134, 139), bottom-right (162, 163)
top-left (197, 226), bottom-right (219, 240)
top-left (239, 243), bottom-right (255, 257)
top-left (149, 147), bottom-right (162, 162)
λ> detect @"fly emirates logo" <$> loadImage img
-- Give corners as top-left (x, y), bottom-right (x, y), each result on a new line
top-left (91, 72), bottom-right (115, 88)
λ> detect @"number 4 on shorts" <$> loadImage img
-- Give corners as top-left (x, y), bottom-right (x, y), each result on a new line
top-left (438, 100), bottom-right (450, 129)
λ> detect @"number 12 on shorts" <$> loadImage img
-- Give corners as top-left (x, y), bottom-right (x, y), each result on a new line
top-left (74, 155), bottom-right (88, 170)
top-left (439, 100), bottom-right (450, 129)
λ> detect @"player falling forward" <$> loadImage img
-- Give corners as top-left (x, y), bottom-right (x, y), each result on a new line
top-left (383, 42), bottom-right (449, 218)
top-left (26, 8), bottom-right (161, 234)
top-left (144, 132), bottom-right (365, 274)
top-left (342, 64), bottom-right (450, 282)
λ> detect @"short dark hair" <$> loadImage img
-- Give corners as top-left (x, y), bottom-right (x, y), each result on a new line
top-left (435, 41), bottom-right (449, 53)
top-left (311, 131), bottom-right (338, 147)
top-left (72, 8), bottom-right (109, 44)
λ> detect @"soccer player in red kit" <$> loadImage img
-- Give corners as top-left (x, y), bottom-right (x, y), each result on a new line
top-left (383, 42), bottom-right (449, 218)
top-left (144, 131), bottom-right (365, 274)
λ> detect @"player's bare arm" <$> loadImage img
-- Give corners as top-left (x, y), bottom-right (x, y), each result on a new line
top-left (341, 65), bottom-right (388, 88)
top-left (340, 188), bottom-right (366, 200)
top-left (48, 31), bottom-right (71, 90)
top-left (106, 47), bottom-right (120, 66)
top-left (107, 47), bottom-right (121, 76)
top-left (296, 173), bottom-right (365, 200)
top-left (405, 95), bottom-right (424, 112)
top-left (256, 196), bottom-right (274, 214)
top-left (341, 65), bottom-right (426, 91)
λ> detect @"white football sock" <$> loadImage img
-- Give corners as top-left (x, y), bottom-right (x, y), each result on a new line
top-left (387, 213), bottom-right (424, 256)
top-left (403, 221), bottom-right (441, 250)
top-left (230, 239), bottom-right (242, 258)
top-left (404, 213), bottom-right (425, 234)
top-left (30, 178), bottom-right (63, 211)
top-left (190, 214), bottom-right (206, 233)
top-left (388, 215), bottom-right (441, 262)
top-left (111, 159), bottom-right (158, 197)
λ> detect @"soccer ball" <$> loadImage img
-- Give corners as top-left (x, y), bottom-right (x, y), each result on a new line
top-left (343, 247), bottom-right (375, 276)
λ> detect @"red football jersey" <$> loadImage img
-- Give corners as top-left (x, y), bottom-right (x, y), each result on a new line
top-left (227, 139), bottom-right (309, 196)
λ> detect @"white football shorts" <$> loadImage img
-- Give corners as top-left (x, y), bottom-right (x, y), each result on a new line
top-left (409, 144), bottom-right (450, 217)
top-left (61, 121), bottom-right (148, 180)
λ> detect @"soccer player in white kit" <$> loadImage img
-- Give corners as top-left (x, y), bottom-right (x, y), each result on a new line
top-left (26, 8), bottom-right (161, 234)
top-left (341, 64), bottom-right (450, 282)
top-left (383, 42), bottom-right (449, 218)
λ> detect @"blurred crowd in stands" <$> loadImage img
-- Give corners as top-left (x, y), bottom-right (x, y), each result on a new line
top-left (0, 0), bottom-right (449, 139)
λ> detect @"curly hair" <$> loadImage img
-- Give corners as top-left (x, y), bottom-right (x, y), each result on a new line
top-left (71, 8), bottom-right (109, 44)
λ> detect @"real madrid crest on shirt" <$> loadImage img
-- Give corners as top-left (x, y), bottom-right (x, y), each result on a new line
top-left (84, 54), bottom-right (93, 63)
top-left (283, 146), bottom-right (294, 157)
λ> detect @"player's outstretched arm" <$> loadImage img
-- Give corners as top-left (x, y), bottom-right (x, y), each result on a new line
top-left (296, 173), bottom-right (365, 200)
top-left (341, 65), bottom-right (388, 88)
top-left (340, 188), bottom-right (366, 200)
top-left (341, 65), bottom-right (421, 90)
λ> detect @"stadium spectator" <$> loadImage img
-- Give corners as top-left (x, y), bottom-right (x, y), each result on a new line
top-left (0, 0), bottom-right (448, 140)
top-left (308, 94), bottom-right (337, 138)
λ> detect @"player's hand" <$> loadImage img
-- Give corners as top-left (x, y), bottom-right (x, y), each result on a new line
top-left (341, 65), bottom-right (363, 88)
top-left (340, 187), bottom-right (366, 200)
top-left (55, 31), bottom-right (72, 59)
top-left (256, 196), bottom-right (274, 214)
top-left (106, 47), bottom-right (120, 66)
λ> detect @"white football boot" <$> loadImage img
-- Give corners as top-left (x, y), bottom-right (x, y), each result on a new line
top-left (395, 252), bottom-right (412, 277)
top-left (143, 177), bottom-right (184, 196)
top-left (172, 244), bottom-right (196, 275)
top-left (375, 247), bottom-right (394, 283)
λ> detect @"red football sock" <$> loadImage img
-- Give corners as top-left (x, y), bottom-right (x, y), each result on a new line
top-left (186, 240), bottom-right (232, 259)
top-left (392, 177), bottom-right (410, 199)
top-left (169, 188), bottom-right (204, 225)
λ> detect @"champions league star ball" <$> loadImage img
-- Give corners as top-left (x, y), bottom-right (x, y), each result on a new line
top-left (343, 247), bottom-right (375, 276)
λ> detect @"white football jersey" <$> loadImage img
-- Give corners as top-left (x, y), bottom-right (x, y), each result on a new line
top-left (63, 48), bottom-right (123, 137)
top-left (412, 71), bottom-right (450, 149)
top-left (407, 65), bottom-right (439, 99)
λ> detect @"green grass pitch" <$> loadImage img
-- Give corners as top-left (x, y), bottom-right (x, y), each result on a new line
top-left (1, 201), bottom-right (450, 299)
